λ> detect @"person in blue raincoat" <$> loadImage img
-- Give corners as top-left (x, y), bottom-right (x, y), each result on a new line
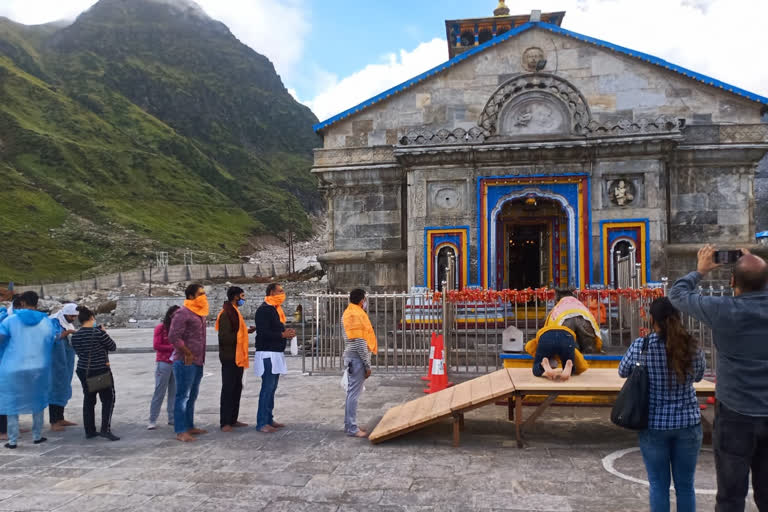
top-left (0, 291), bottom-right (55, 449)
top-left (0, 305), bottom-right (7, 442)
top-left (49, 303), bottom-right (79, 431)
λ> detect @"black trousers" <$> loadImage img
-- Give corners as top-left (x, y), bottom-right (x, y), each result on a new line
top-left (75, 368), bottom-right (116, 435)
top-left (220, 360), bottom-right (244, 427)
top-left (714, 401), bottom-right (768, 511)
top-left (49, 404), bottom-right (65, 424)
top-left (0, 415), bottom-right (6, 434)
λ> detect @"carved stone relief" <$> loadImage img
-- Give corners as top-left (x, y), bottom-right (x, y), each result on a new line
top-left (522, 47), bottom-right (545, 72)
top-left (427, 180), bottom-right (466, 216)
top-left (604, 176), bottom-right (644, 207)
top-left (498, 92), bottom-right (570, 138)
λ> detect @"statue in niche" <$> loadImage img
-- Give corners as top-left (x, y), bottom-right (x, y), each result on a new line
top-left (609, 179), bottom-right (636, 206)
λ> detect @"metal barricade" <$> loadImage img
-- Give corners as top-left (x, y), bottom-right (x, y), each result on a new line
top-left (300, 284), bottom-right (724, 376)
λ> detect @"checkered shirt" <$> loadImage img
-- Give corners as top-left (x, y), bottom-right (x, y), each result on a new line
top-left (618, 332), bottom-right (706, 430)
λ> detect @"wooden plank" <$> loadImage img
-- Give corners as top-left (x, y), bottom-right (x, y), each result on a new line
top-left (369, 404), bottom-right (406, 441)
top-left (449, 380), bottom-right (475, 411)
top-left (429, 386), bottom-right (455, 420)
top-left (507, 368), bottom-right (717, 395)
top-left (469, 374), bottom-right (493, 406)
top-left (488, 368), bottom-right (515, 398)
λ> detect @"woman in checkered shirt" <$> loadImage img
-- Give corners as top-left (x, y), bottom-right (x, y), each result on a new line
top-left (619, 297), bottom-right (706, 512)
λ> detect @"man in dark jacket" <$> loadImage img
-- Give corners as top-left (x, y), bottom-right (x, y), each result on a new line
top-left (254, 283), bottom-right (295, 433)
top-left (216, 286), bottom-right (256, 432)
top-left (668, 245), bottom-right (768, 511)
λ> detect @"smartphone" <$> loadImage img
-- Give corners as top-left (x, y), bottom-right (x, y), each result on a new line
top-left (714, 250), bottom-right (742, 264)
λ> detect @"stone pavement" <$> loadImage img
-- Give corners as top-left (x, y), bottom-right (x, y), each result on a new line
top-left (0, 348), bottom-right (757, 511)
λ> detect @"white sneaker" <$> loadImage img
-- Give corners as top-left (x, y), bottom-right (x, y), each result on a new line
top-left (146, 423), bottom-right (157, 430)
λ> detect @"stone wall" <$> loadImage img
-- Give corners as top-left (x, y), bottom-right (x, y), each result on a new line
top-left (16, 262), bottom-right (290, 298)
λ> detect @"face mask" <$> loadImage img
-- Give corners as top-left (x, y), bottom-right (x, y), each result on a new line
top-left (361, 299), bottom-right (368, 311)
top-left (237, 299), bottom-right (245, 307)
top-left (268, 292), bottom-right (286, 306)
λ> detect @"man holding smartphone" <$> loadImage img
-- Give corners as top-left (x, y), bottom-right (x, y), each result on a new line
top-left (668, 245), bottom-right (768, 511)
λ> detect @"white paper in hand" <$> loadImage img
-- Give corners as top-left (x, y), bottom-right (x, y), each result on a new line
top-left (290, 336), bottom-right (298, 356)
top-left (340, 368), bottom-right (349, 392)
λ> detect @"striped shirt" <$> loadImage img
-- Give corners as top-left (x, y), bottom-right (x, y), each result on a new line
top-left (619, 333), bottom-right (706, 430)
top-left (71, 327), bottom-right (117, 372)
top-left (342, 327), bottom-right (371, 369)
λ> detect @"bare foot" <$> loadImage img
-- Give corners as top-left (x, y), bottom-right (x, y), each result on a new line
top-left (50, 424), bottom-right (66, 432)
top-left (233, 422), bottom-right (249, 428)
top-left (258, 425), bottom-right (278, 433)
top-left (352, 430), bottom-right (369, 438)
top-left (270, 422), bottom-right (285, 429)
top-left (220, 425), bottom-right (233, 432)
top-left (188, 428), bottom-right (208, 435)
top-left (558, 360), bottom-right (574, 382)
top-left (59, 420), bottom-right (77, 427)
top-left (0, 433), bottom-right (7, 441)
top-left (176, 432), bottom-right (197, 443)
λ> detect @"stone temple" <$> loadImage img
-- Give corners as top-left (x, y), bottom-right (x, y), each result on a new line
top-left (312, 2), bottom-right (768, 292)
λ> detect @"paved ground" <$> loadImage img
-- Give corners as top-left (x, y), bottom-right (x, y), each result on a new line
top-left (0, 331), bottom-right (758, 511)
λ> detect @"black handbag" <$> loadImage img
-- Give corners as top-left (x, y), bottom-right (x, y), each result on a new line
top-left (611, 336), bottom-right (650, 430)
top-left (85, 329), bottom-right (114, 393)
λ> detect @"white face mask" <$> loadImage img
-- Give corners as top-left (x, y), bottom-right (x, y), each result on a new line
top-left (361, 299), bottom-right (368, 311)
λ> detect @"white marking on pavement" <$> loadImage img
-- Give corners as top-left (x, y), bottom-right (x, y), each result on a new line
top-left (600, 447), bottom-right (748, 496)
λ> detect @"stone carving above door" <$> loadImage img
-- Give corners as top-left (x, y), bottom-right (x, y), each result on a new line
top-left (498, 92), bottom-right (570, 138)
top-left (479, 73), bottom-right (591, 138)
top-left (603, 176), bottom-right (644, 208)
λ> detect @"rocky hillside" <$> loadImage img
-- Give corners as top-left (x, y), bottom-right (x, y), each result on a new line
top-left (0, 0), bottom-right (321, 282)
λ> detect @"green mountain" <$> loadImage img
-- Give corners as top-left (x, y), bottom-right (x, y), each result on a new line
top-left (0, 0), bottom-right (320, 282)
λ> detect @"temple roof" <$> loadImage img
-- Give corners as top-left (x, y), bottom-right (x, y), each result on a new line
top-left (313, 21), bottom-right (768, 134)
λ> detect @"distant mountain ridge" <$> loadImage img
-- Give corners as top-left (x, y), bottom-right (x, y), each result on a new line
top-left (0, 0), bottom-right (320, 282)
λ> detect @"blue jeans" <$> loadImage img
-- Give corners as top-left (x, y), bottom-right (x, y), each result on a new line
top-left (638, 424), bottom-right (703, 512)
top-left (256, 358), bottom-right (280, 430)
top-left (7, 410), bottom-right (44, 445)
top-left (172, 362), bottom-right (203, 434)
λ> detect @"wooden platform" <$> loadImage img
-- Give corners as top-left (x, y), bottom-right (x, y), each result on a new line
top-left (368, 368), bottom-right (717, 448)
top-left (369, 368), bottom-right (516, 446)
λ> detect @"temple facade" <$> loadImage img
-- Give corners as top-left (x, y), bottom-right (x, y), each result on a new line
top-left (312, 2), bottom-right (768, 292)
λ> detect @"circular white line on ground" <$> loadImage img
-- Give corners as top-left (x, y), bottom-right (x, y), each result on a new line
top-left (602, 447), bottom-right (722, 495)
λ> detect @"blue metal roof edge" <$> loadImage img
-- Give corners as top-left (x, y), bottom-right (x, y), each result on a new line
top-left (313, 22), bottom-right (538, 133)
top-left (313, 21), bottom-right (768, 133)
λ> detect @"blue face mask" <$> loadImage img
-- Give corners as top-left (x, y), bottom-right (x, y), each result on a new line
top-left (237, 299), bottom-right (245, 307)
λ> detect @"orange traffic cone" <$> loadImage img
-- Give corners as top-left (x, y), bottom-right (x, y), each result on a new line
top-left (421, 333), bottom-right (437, 382)
top-left (424, 335), bottom-right (452, 393)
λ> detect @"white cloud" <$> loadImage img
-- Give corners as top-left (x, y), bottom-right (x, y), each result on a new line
top-left (0, 0), bottom-right (309, 81)
top-left (305, 0), bottom-right (768, 121)
top-left (304, 38), bottom-right (446, 121)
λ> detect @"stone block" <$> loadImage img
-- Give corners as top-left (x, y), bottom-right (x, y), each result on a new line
top-left (356, 223), bottom-right (401, 239)
top-left (673, 193), bottom-right (708, 211)
top-left (666, 88), bottom-right (692, 98)
top-left (673, 211), bottom-right (717, 225)
top-left (718, 209), bottom-right (748, 226)
top-left (616, 90), bottom-right (667, 110)
top-left (364, 194), bottom-right (399, 212)
top-left (591, 55), bottom-right (625, 75)
top-left (692, 113), bottom-right (713, 124)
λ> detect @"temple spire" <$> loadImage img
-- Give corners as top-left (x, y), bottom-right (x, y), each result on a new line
top-left (494, 0), bottom-right (511, 16)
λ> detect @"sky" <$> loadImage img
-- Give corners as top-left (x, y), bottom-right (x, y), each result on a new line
top-left (1, 0), bottom-right (767, 122)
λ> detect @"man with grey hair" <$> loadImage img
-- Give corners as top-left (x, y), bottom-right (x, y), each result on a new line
top-left (668, 245), bottom-right (768, 511)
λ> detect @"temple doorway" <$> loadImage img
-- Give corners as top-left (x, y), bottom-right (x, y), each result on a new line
top-left (496, 196), bottom-right (570, 289)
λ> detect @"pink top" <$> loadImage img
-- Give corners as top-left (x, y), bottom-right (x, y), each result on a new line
top-left (153, 324), bottom-right (174, 364)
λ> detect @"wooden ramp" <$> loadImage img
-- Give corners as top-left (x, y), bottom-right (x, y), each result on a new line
top-left (369, 368), bottom-right (516, 446)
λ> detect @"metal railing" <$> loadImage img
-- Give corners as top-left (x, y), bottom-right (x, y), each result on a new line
top-left (298, 279), bottom-right (724, 377)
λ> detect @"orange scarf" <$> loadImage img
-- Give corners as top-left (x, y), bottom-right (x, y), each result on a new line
top-left (342, 303), bottom-right (378, 354)
top-left (265, 293), bottom-right (286, 324)
top-left (215, 305), bottom-right (250, 368)
top-left (184, 295), bottom-right (209, 317)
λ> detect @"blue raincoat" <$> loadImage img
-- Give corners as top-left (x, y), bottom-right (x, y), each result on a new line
top-left (0, 310), bottom-right (55, 414)
top-left (49, 317), bottom-right (76, 407)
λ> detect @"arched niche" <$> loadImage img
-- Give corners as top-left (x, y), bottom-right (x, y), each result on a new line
top-left (479, 73), bottom-right (592, 138)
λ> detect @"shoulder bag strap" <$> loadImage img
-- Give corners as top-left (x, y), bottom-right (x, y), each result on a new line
top-left (84, 329), bottom-right (99, 379)
top-left (639, 335), bottom-right (650, 366)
